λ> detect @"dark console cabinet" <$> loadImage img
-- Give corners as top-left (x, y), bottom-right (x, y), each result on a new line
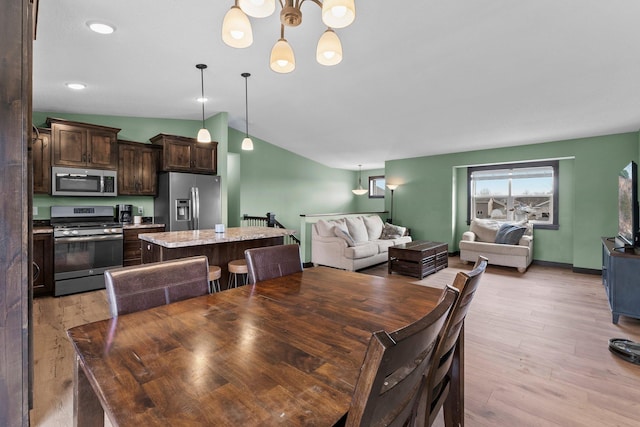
top-left (602, 238), bottom-right (640, 324)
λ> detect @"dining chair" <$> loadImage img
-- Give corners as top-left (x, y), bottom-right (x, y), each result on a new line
top-left (343, 286), bottom-right (459, 427)
top-left (423, 256), bottom-right (488, 427)
top-left (244, 244), bottom-right (303, 284)
top-left (104, 255), bottom-right (210, 317)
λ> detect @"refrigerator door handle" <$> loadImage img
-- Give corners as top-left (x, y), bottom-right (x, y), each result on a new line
top-left (194, 187), bottom-right (200, 230)
top-left (189, 187), bottom-right (196, 230)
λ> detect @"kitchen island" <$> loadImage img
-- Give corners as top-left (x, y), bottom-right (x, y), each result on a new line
top-left (139, 226), bottom-right (296, 288)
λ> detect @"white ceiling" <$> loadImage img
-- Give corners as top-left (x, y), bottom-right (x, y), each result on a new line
top-left (33, 0), bottom-right (640, 170)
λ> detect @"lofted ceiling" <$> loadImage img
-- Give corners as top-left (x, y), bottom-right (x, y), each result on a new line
top-left (33, 0), bottom-right (640, 170)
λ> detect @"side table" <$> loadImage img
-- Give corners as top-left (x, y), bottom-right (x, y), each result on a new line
top-left (388, 240), bottom-right (448, 279)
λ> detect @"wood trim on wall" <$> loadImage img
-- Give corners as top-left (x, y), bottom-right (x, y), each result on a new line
top-left (1, 0), bottom-right (32, 426)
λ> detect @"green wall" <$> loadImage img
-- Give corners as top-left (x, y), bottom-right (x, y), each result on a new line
top-left (386, 132), bottom-right (639, 270)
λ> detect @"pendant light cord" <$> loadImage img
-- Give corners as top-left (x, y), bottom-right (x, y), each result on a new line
top-left (242, 72), bottom-right (251, 137)
top-left (200, 68), bottom-right (206, 128)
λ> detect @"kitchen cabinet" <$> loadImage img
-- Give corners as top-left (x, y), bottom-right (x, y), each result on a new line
top-left (118, 140), bottom-right (161, 195)
top-left (123, 225), bottom-right (165, 266)
top-left (32, 128), bottom-right (51, 194)
top-left (47, 117), bottom-right (120, 170)
top-left (150, 133), bottom-right (217, 174)
top-left (32, 232), bottom-right (54, 297)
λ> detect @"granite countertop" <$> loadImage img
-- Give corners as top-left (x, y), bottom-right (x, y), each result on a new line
top-left (138, 226), bottom-right (296, 248)
top-left (123, 223), bottom-right (165, 230)
top-left (33, 226), bottom-right (53, 234)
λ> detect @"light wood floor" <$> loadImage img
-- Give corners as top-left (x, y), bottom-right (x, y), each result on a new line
top-left (30, 257), bottom-right (640, 426)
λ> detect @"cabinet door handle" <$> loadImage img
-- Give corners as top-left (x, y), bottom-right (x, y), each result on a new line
top-left (82, 153), bottom-right (86, 162)
top-left (88, 153), bottom-right (92, 163)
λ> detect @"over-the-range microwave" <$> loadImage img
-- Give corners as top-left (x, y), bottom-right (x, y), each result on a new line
top-left (51, 167), bottom-right (117, 197)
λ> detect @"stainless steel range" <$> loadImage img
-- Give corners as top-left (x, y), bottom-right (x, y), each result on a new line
top-left (51, 206), bottom-right (123, 296)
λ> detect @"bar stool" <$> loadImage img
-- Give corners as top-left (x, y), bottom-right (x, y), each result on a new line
top-left (208, 265), bottom-right (221, 293)
top-left (228, 259), bottom-right (248, 289)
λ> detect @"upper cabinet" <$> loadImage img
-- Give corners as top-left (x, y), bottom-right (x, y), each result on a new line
top-left (150, 133), bottom-right (217, 174)
top-left (47, 117), bottom-right (120, 170)
top-left (118, 140), bottom-right (161, 196)
top-left (32, 128), bottom-right (51, 194)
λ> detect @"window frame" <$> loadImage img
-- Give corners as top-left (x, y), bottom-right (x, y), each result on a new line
top-left (467, 160), bottom-right (559, 230)
top-left (368, 175), bottom-right (385, 198)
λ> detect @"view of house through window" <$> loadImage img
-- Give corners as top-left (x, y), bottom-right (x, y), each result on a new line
top-left (468, 161), bottom-right (559, 228)
top-left (369, 175), bottom-right (385, 198)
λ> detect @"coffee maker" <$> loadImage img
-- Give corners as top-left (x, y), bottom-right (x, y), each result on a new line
top-left (116, 204), bottom-right (133, 224)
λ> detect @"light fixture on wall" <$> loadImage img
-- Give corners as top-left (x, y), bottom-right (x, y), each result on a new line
top-left (196, 64), bottom-right (212, 143)
top-left (386, 183), bottom-right (399, 223)
top-left (241, 72), bottom-right (254, 151)
top-left (352, 165), bottom-right (368, 195)
top-left (222, 0), bottom-right (354, 74)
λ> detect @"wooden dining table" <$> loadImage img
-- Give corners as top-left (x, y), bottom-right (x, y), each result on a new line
top-left (67, 266), bottom-right (464, 426)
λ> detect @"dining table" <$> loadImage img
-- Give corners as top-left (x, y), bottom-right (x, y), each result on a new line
top-left (67, 266), bottom-right (465, 426)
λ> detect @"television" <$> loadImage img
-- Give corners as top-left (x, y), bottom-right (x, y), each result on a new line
top-left (617, 161), bottom-right (639, 249)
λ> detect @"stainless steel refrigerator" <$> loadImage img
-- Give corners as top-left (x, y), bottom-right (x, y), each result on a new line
top-left (154, 172), bottom-right (221, 231)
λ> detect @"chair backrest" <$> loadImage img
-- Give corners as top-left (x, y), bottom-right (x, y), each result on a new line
top-left (344, 287), bottom-right (458, 427)
top-left (244, 244), bottom-right (302, 284)
top-left (423, 256), bottom-right (488, 426)
top-left (104, 255), bottom-right (210, 317)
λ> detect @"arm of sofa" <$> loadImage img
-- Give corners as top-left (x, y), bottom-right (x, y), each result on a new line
top-left (311, 235), bottom-right (348, 267)
top-left (462, 231), bottom-right (477, 242)
top-left (518, 235), bottom-right (533, 248)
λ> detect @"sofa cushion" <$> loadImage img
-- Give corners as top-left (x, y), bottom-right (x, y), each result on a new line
top-left (375, 235), bottom-right (413, 253)
top-left (345, 216), bottom-right (369, 243)
top-left (495, 223), bottom-right (528, 245)
top-left (333, 225), bottom-right (355, 246)
top-left (381, 223), bottom-right (406, 240)
top-left (469, 219), bottom-right (501, 242)
top-left (344, 242), bottom-right (379, 259)
top-left (315, 219), bottom-right (335, 237)
top-left (363, 215), bottom-right (384, 240)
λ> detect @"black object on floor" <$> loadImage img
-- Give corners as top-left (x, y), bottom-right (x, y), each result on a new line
top-left (609, 338), bottom-right (640, 365)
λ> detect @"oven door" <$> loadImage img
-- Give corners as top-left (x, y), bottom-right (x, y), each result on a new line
top-left (54, 234), bottom-right (123, 296)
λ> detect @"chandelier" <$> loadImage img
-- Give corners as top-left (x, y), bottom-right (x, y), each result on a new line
top-left (222, 0), bottom-right (356, 74)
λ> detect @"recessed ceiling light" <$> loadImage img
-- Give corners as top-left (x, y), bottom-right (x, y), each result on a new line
top-left (66, 82), bottom-right (87, 90)
top-left (87, 21), bottom-right (115, 35)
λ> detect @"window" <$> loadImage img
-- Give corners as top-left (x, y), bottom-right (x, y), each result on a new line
top-left (369, 175), bottom-right (385, 198)
top-left (467, 161), bottom-right (559, 229)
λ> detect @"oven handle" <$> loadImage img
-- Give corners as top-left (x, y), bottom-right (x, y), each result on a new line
top-left (54, 234), bottom-right (123, 243)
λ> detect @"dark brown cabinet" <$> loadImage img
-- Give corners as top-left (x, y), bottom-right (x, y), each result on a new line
top-left (47, 118), bottom-right (120, 170)
top-left (118, 141), bottom-right (161, 195)
top-left (150, 133), bottom-right (217, 174)
top-left (32, 232), bottom-right (54, 297)
top-left (32, 128), bottom-right (51, 194)
top-left (124, 226), bottom-right (165, 266)
top-left (602, 238), bottom-right (640, 324)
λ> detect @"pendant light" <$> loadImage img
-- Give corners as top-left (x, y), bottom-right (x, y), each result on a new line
top-left (270, 26), bottom-right (295, 74)
top-left (196, 64), bottom-right (211, 143)
top-left (241, 72), bottom-right (254, 151)
top-left (316, 28), bottom-right (342, 66)
top-left (352, 165), bottom-right (368, 195)
top-left (222, 3), bottom-right (253, 48)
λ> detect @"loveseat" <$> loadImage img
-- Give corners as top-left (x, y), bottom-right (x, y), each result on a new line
top-left (459, 219), bottom-right (533, 272)
top-left (311, 215), bottom-right (412, 271)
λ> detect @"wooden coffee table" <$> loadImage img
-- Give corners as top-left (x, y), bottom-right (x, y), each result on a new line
top-left (388, 240), bottom-right (448, 279)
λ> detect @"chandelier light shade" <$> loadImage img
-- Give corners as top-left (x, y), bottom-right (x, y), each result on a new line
top-left (352, 165), bottom-right (368, 195)
top-left (270, 36), bottom-right (296, 73)
top-left (238, 0), bottom-right (275, 18)
top-left (241, 72), bottom-right (254, 151)
top-left (322, 0), bottom-right (356, 29)
top-left (316, 29), bottom-right (342, 66)
top-left (224, 0), bottom-right (355, 73)
top-left (222, 5), bottom-right (253, 48)
top-left (195, 64), bottom-right (211, 143)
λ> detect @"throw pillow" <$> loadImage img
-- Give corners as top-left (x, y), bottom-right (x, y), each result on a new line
top-left (495, 223), bottom-right (527, 245)
top-left (333, 226), bottom-right (355, 246)
top-left (470, 219), bottom-right (502, 243)
top-left (315, 219), bottom-right (334, 237)
top-left (345, 216), bottom-right (369, 243)
top-left (380, 223), bottom-right (407, 240)
top-left (363, 215), bottom-right (384, 240)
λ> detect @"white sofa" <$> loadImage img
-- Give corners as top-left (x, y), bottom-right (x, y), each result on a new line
top-left (459, 219), bottom-right (533, 273)
top-left (311, 215), bottom-right (412, 271)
